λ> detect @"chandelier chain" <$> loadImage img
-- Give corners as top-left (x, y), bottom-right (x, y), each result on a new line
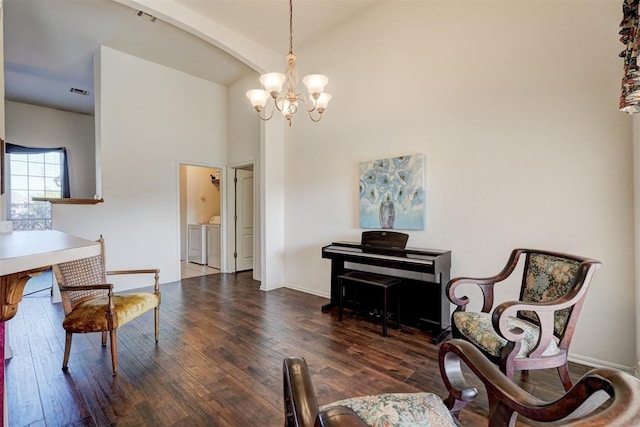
top-left (288, 0), bottom-right (294, 55)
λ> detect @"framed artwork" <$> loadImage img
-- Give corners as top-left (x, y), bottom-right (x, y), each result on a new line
top-left (359, 154), bottom-right (425, 230)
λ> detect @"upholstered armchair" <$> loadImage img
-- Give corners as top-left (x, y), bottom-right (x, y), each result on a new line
top-left (446, 249), bottom-right (601, 391)
top-left (283, 339), bottom-right (640, 427)
top-left (52, 236), bottom-right (160, 376)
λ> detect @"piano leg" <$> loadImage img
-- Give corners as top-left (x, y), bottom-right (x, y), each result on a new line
top-left (321, 259), bottom-right (344, 312)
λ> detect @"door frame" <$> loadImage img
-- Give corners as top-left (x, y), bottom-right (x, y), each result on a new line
top-left (176, 160), bottom-right (226, 275)
top-left (227, 160), bottom-right (257, 279)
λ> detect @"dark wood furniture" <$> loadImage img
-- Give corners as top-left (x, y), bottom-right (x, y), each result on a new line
top-left (446, 249), bottom-right (601, 391)
top-left (322, 232), bottom-right (451, 342)
top-left (283, 339), bottom-right (640, 427)
top-left (338, 272), bottom-right (401, 337)
top-left (336, 231), bottom-right (406, 337)
top-left (52, 236), bottom-right (160, 376)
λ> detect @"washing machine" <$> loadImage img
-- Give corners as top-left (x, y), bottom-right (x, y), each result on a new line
top-left (207, 216), bottom-right (221, 269)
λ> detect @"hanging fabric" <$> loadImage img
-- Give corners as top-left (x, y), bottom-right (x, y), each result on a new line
top-left (620, 0), bottom-right (640, 113)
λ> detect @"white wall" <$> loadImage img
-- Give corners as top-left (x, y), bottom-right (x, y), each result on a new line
top-left (53, 45), bottom-right (227, 287)
top-left (5, 101), bottom-right (96, 198)
top-left (227, 73), bottom-right (261, 278)
top-left (283, 1), bottom-right (635, 369)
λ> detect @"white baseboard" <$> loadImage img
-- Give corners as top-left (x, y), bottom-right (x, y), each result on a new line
top-left (568, 353), bottom-right (635, 375)
top-left (282, 283), bottom-right (329, 299)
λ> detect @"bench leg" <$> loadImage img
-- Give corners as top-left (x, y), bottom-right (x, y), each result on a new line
top-left (396, 287), bottom-right (401, 330)
top-left (338, 279), bottom-right (344, 322)
top-left (382, 287), bottom-right (388, 337)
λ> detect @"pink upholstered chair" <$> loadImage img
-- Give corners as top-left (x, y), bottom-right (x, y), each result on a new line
top-left (52, 236), bottom-right (160, 375)
top-left (446, 249), bottom-right (601, 391)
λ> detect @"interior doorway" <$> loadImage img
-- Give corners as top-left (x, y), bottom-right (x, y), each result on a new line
top-left (179, 163), bottom-right (222, 279)
top-left (231, 164), bottom-right (254, 273)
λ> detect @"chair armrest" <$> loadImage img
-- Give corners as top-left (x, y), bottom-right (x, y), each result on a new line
top-left (315, 406), bottom-right (368, 427)
top-left (491, 261), bottom-right (601, 357)
top-left (447, 249), bottom-right (525, 313)
top-left (58, 284), bottom-right (113, 292)
top-left (107, 269), bottom-right (160, 293)
top-left (491, 299), bottom-right (560, 357)
top-left (283, 357), bottom-right (320, 427)
top-left (440, 339), bottom-right (640, 426)
top-left (106, 269), bottom-right (159, 275)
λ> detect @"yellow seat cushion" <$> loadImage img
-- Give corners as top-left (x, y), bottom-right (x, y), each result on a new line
top-left (63, 293), bottom-right (159, 333)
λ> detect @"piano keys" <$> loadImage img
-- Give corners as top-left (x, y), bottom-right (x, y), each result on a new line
top-left (322, 241), bottom-right (451, 343)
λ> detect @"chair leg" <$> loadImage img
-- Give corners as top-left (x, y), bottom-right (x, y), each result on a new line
top-left (154, 306), bottom-right (159, 343)
top-left (109, 330), bottom-right (118, 376)
top-left (557, 363), bottom-right (573, 391)
top-left (62, 332), bottom-right (73, 372)
top-left (101, 331), bottom-right (107, 347)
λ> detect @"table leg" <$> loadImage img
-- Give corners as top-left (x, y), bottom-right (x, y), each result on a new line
top-left (0, 267), bottom-right (47, 427)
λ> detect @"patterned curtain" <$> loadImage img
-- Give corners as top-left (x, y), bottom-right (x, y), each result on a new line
top-left (621, 0), bottom-right (640, 113)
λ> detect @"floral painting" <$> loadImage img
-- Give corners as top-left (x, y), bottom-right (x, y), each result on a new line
top-left (359, 155), bottom-right (425, 230)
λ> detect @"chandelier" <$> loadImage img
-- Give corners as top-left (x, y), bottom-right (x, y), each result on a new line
top-left (246, 0), bottom-right (331, 126)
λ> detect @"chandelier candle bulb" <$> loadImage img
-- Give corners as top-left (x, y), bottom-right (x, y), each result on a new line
top-left (259, 72), bottom-right (286, 95)
top-left (315, 93), bottom-right (332, 112)
top-left (246, 89), bottom-right (270, 110)
top-left (303, 74), bottom-right (329, 97)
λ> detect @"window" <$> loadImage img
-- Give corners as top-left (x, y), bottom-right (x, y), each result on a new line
top-left (7, 151), bottom-right (63, 230)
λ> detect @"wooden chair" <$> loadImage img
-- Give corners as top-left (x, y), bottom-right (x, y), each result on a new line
top-left (283, 339), bottom-right (640, 427)
top-left (446, 249), bottom-right (601, 391)
top-left (52, 236), bottom-right (160, 376)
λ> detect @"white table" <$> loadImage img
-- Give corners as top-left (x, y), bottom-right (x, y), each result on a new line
top-left (0, 230), bottom-right (100, 426)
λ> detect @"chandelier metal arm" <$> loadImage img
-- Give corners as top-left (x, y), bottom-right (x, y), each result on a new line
top-left (255, 106), bottom-right (275, 121)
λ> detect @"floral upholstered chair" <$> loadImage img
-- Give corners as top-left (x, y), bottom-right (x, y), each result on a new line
top-left (52, 236), bottom-right (160, 376)
top-left (283, 339), bottom-right (640, 427)
top-left (446, 249), bottom-right (601, 391)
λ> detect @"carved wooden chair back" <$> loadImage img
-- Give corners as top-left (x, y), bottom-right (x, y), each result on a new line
top-left (446, 248), bottom-right (601, 391)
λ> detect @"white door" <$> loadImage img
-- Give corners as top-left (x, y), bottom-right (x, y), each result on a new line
top-left (235, 169), bottom-right (254, 271)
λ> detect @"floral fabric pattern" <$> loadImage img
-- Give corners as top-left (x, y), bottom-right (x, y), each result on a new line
top-left (521, 253), bottom-right (580, 336)
top-left (453, 312), bottom-right (560, 358)
top-left (320, 392), bottom-right (456, 427)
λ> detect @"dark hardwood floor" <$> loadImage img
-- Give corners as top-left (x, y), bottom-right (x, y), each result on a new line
top-left (7, 271), bottom-right (591, 426)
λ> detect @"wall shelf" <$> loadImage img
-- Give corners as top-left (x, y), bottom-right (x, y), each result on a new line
top-left (32, 197), bottom-right (104, 205)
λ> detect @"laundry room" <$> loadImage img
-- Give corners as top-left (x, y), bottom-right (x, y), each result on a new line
top-left (179, 164), bottom-right (221, 278)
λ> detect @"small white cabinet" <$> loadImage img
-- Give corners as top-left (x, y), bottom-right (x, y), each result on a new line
top-left (188, 223), bottom-right (221, 268)
top-left (187, 224), bottom-right (207, 265)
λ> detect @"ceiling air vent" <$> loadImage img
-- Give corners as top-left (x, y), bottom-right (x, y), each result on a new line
top-left (136, 10), bottom-right (157, 22)
top-left (69, 87), bottom-right (89, 96)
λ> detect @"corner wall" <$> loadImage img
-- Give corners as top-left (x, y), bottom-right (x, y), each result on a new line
top-left (53, 45), bottom-right (227, 286)
top-left (284, 1), bottom-right (635, 369)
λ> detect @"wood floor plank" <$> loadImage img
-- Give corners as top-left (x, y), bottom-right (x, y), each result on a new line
top-left (5, 271), bottom-right (599, 427)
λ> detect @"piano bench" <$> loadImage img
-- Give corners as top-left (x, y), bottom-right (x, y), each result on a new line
top-left (337, 272), bottom-right (401, 337)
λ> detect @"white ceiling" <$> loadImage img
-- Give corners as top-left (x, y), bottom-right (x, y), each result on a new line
top-left (3, 0), bottom-right (378, 115)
